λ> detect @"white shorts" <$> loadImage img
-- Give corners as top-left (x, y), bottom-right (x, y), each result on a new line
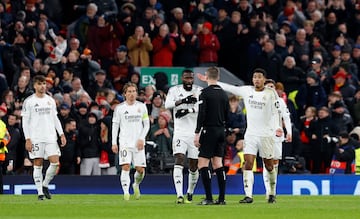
top-left (243, 134), bottom-right (274, 159)
top-left (29, 142), bottom-right (61, 160)
top-left (273, 139), bottom-right (283, 160)
top-left (118, 147), bottom-right (146, 167)
top-left (172, 134), bottom-right (199, 159)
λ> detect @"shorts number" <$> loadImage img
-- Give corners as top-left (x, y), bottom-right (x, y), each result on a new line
top-left (120, 149), bottom-right (127, 158)
top-left (32, 143), bottom-right (39, 152)
top-left (176, 139), bottom-right (180, 147)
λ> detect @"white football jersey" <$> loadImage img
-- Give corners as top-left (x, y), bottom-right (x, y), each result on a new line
top-left (21, 94), bottom-right (63, 143)
top-left (112, 101), bottom-right (150, 150)
top-left (218, 82), bottom-right (281, 137)
top-left (165, 84), bottom-right (202, 136)
top-left (273, 98), bottom-right (292, 142)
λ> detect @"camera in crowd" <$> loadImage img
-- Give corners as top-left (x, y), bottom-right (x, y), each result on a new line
top-left (281, 156), bottom-right (308, 174)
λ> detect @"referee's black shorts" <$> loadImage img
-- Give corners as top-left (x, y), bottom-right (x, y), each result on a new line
top-left (199, 126), bottom-right (226, 159)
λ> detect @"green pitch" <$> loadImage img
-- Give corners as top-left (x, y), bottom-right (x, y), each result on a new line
top-left (0, 195), bottom-right (359, 219)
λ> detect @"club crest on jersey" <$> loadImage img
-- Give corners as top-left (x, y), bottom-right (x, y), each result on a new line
top-left (137, 108), bottom-right (141, 113)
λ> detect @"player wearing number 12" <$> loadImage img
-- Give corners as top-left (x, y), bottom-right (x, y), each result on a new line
top-left (21, 75), bottom-right (66, 200)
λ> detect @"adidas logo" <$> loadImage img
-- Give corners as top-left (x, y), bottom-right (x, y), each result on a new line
top-left (179, 94), bottom-right (183, 97)
top-left (124, 111), bottom-right (129, 114)
top-left (176, 180), bottom-right (181, 184)
top-left (35, 103), bottom-right (39, 107)
top-left (249, 95), bottom-right (253, 99)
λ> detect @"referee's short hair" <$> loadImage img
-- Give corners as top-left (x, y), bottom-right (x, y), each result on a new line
top-left (33, 74), bottom-right (46, 83)
top-left (206, 66), bottom-right (220, 80)
top-left (253, 68), bottom-right (267, 77)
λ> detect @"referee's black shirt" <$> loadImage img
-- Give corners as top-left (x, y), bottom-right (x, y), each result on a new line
top-left (195, 84), bottom-right (229, 133)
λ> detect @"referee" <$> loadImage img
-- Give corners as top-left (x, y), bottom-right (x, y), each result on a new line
top-left (194, 67), bottom-right (229, 205)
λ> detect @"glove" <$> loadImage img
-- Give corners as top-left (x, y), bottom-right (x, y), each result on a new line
top-left (162, 35), bottom-right (170, 45)
top-left (175, 109), bottom-right (190, 118)
top-left (181, 95), bottom-right (197, 104)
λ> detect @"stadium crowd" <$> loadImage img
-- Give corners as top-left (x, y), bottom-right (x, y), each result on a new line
top-left (1, 0), bottom-right (360, 176)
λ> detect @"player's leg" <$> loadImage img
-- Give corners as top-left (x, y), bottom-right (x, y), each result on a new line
top-left (185, 158), bottom-right (198, 203)
top-left (172, 136), bottom-right (187, 203)
top-left (30, 142), bottom-right (45, 200)
top-left (185, 141), bottom-right (199, 203)
top-left (33, 158), bottom-right (44, 200)
top-left (197, 128), bottom-right (215, 205)
top-left (173, 153), bottom-right (185, 203)
top-left (263, 140), bottom-right (281, 199)
top-left (212, 129), bottom-right (226, 204)
top-left (42, 143), bottom-right (61, 199)
top-left (212, 156), bottom-right (226, 205)
top-left (198, 156), bottom-right (212, 205)
top-left (260, 136), bottom-right (276, 203)
top-left (119, 148), bottom-right (132, 200)
top-left (239, 154), bottom-right (255, 203)
top-left (133, 150), bottom-right (146, 200)
top-left (239, 136), bottom-right (258, 203)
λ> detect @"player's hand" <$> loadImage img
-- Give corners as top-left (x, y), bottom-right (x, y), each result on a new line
top-left (196, 73), bottom-right (207, 82)
top-left (181, 95), bottom-right (197, 104)
top-left (25, 139), bottom-right (32, 152)
top-left (194, 133), bottom-right (200, 148)
top-left (175, 109), bottom-right (189, 118)
top-left (112, 144), bottom-right (118, 153)
top-left (286, 134), bottom-right (292, 142)
top-left (137, 139), bottom-right (145, 151)
top-left (60, 134), bottom-right (66, 147)
top-left (275, 128), bottom-right (283, 137)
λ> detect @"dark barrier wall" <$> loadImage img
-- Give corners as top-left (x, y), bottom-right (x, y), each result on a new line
top-left (3, 175), bottom-right (360, 195)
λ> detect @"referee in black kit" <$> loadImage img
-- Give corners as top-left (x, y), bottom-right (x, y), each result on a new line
top-left (194, 67), bottom-right (229, 205)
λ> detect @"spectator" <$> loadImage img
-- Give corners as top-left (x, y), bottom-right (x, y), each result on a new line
top-left (197, 21), bottom-right (220, 67)
top-left (295, 71), bottom-right (327, 117)
top-left (59, 118), bottom-right (79, 175)
top-left (255, 39), bottom-right (283, 82)
top-left (87, 14), bottom-right (124, 70)
top-left (77, 111), bottom-right (101, 175)
top-left (173, 22), bottom-right (199, 67)
top-left (151, 23), bottom-right (177, 66)
top-left (279, 56), bottom-right (306, 94)
top-left (308, 106), bottom-right (339, 173)
top-left (331, 100), bottom-right (353, 133)
top-left (126, 25), bottom-right (153, 67)
top-left (99, 116), bottom-right (116, 175)
top-left (148, 111), bottom-right (173, 158)
top-left (86, 69), bottom-right (113, 100)
top-left (3, 114), bottom-right (20, 175)
top-left (330, 131), bottom-right (357, 174)
top-left (299, 106), bottom-right (317, 171)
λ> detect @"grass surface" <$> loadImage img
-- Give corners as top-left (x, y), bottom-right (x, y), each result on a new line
top-left (1, 194), bottom-right (359, 219)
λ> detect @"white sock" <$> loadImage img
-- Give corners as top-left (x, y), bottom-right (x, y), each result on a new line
top-left (121, 170), bottom-right (130, 194)
top-left (43, 163), bottom-right (58, 187)
top-left (173, 165), bottom-right (184, 197)
top-left (243, 170), bottom-right (254, 198)
top-left (271, 164), bottom-right (279, 196)
top-left (262, 162), bottom-right (270, 197)
top-left (33, 166), bottom-right (43, 195)
top-left (186, 169), bottom-right (199, 195)
top-left (134, 170), bottom-right (145, 186)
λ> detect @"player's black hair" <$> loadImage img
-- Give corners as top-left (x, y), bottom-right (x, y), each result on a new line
top-left (253, 68), bottom-right (267, 77)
